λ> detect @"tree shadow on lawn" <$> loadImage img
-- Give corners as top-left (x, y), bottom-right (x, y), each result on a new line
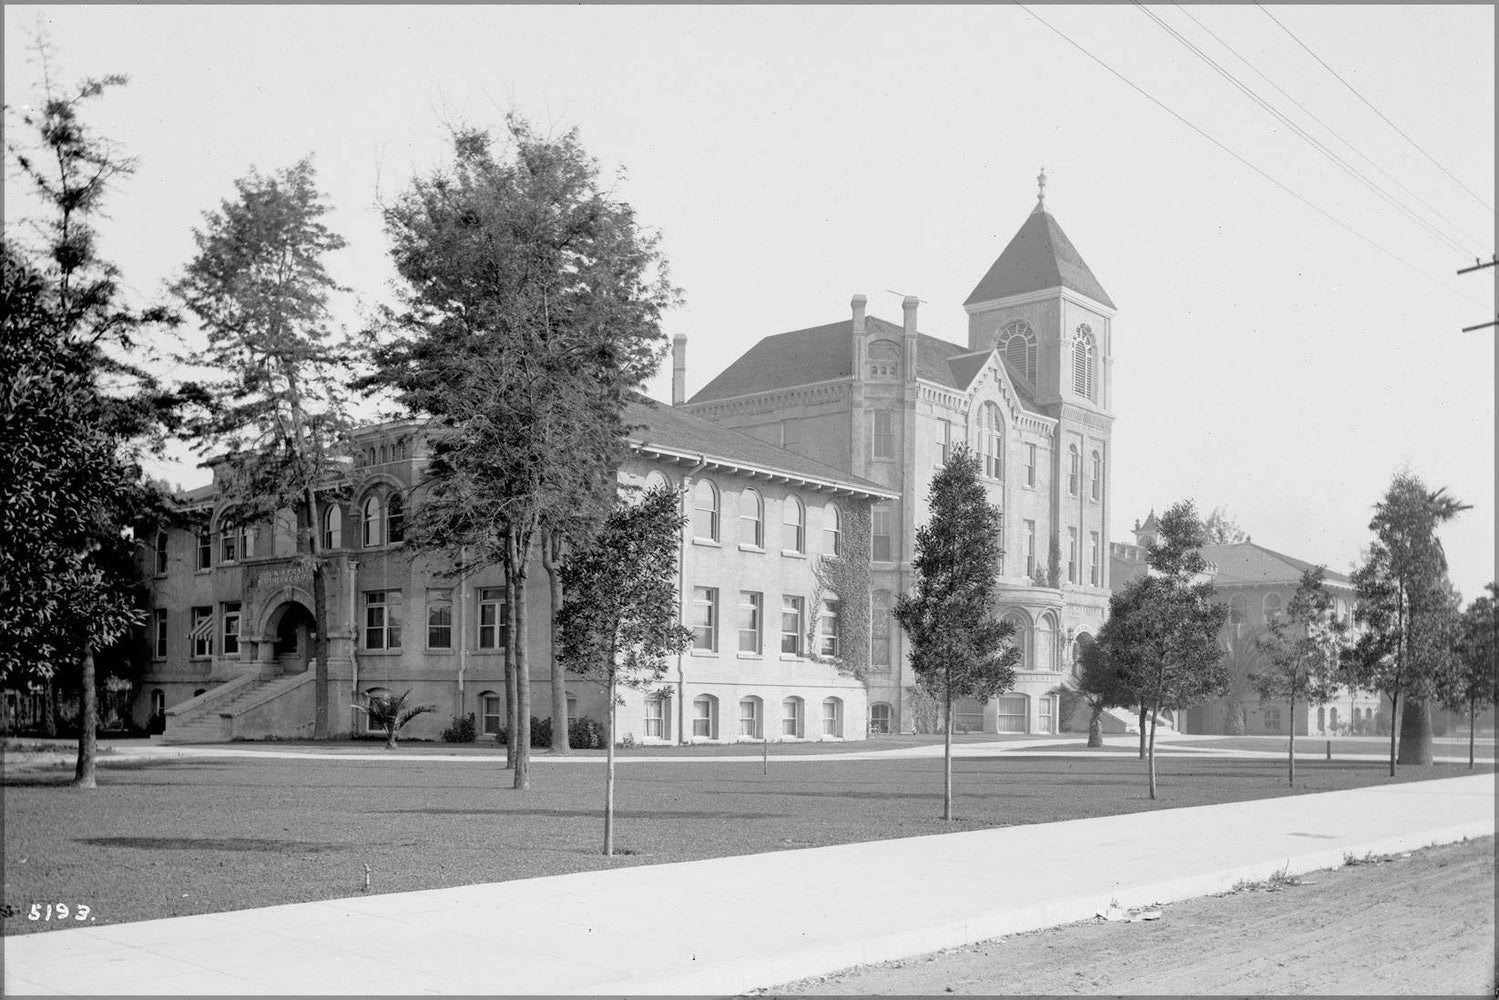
top-left (372, 807), bottom-right (793, 820)
top-left (76, 836), bottom-right (338, 852)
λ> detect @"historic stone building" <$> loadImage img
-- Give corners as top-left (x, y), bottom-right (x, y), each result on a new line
top-left (137, 400), bottom-right (893, 744)
top-left (678, 180), bottom-right (1118, 734)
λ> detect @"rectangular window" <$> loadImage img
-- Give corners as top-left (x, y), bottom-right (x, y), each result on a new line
top-left (1091, 453), bottom-right (1102, 501)
top-left (738, 591), bottom-right (762, 653)
top-left (153, 609), bottom-right (168, 659)
top-left (364, 590), bottom-right (403, 650)
top-left (822, 699), bottom-right (842, 737)
top-left (781, 596), bottom-right (804, 655)
top-left (871, 610), bottom-right (891, 669)
top-left (645, 697), bottom-right (665, 738)
top-left (1025, 444), bottom-right (1037, 487)
top-left (196, 528), bottom-right (212, 571)
top-left (1067, 528), bottom-right (1078, 584)
top-left (819, 600), bottom-right (841, 658)
top-left (482, 694), bottom-right (503, 735)
top-left (1090, 532), bottom-right (1101, 586)
top-left (220, 527), bottom-right (238, 564)
top-left (478, 588), bottom-right (508, 649)
top-left (154, 531), bottom-right (169, 575)
top-left (1264, 706), bottom-right (1282, 731)
top-left (190, 606), bottom-right (214, 658)
top-left (427, 588), bottom-right (453, 649)
top-left (739, 699), bottom-right (761, 738)
top-left (1024, 520), bottom-right (1036, 577)
top-left (996, 512), bottom-right (1005, 576)
top-left (693, 697), bottom-right (713, 738)
top-left (872, 410), bottom-right (894, 460)
top-left (693, 587), bottom-right (718, 651)
top-left (221, 602), bottom-right (241, 656)
top-left (782, 699), bottom-right (803, 737)
top-left (935, 419), bottom-right (951, 467)
top-left (872, 504), bottom-right (892, 562)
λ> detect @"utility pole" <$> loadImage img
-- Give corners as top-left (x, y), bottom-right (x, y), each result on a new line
top-left (1457, 255), bottom-right (1496, 332)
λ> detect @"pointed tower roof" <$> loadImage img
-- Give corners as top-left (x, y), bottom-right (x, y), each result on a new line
top-left (964, 181), bottom-right (1115, 309)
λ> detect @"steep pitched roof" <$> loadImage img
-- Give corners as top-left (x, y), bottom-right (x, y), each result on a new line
top-left (625, 399), bottom-right (894, 499)
top-left (689, 316), bottom-right (981, 403)
top-left (1199, 542), bottom-right (1352, 587)
top-left (965, 207), bottom-right (1115, 309)
top-left (945, 350), bottom-right (992, 391)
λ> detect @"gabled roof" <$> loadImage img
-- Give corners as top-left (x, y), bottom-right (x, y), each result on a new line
top-left (965, 206), bottom-right (1115, 310)
top-left (1198, 542), bottom-right (1352, 587)
top-left (626, 399), bottom-right (895, 499)
top-left (689, 315), bottom-right (989, 404)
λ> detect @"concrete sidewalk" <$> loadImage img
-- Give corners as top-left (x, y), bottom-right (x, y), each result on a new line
top-left (4, 774), bottom-right (1492, 996)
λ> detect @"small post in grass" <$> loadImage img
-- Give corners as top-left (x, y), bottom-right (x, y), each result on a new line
top-left (1326, 739), bottom-right (1332, 760)
top-left (762, 734), bottom-right (769, 775)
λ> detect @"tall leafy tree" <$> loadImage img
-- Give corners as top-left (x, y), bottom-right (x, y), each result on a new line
top-left (2, 56), bottom-right (177, 787)
top-left (1448, 584), bottom-right (1496, 769)
top-left (171, 158), bottom-right (350, 739)
top-left (365, 117), bottom-right (677, 790)
top-left (1251, 566), bottom-right (1347, 785)
top-left (556, 484), bottom-right (692, 855)
top-left (1096, 500), bottom-right (1229, 799)
top-left (894, 446), bottom-right (1019, 821)
top-left (1346, 473), bottom-right (1469, 773)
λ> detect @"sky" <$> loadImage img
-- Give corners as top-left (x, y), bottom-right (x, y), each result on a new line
top-left (4, 4), bottom-right (1494, 600)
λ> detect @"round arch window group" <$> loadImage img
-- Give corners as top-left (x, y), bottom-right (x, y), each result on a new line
top-left (689, 477), bottom-right (841, 557)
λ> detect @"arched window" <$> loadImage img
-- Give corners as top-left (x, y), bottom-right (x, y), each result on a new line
top-left (692, 479), bottom-right (720, 541)
top-left (1072, 632), bottom-right (1094, 679)
top-left (1002, 611), bottom-right (1029, 669)
top-left (386, 492), bottom-right (405, 544)
top-left (1229, 594), bottom-right (1248, 625)
top-left (150, 689), bottom-right (165, 719)
top-left (1072, 325), bottom-right (1096, 400)
top-left (869, 701), bottom-right (893, 735)
top-left (738, 696), bottom-right (763, 738)
top-left (692, 694), bottom-right (719, 740)
top-left (781, 696), bottom-right (804, 737)
top-left (823, 504), bottom-right (841, 556)
top-left (154, 531), bottom-right (169, 575)
top-left (980, 402), bottom-right (1004, 479)
top-left (782, 495), bottom-right (805, 553)
top-left (868, 339), bottom-right (901, 379)
top-left (1090, 450), bottom-right (1102, 501)
top-left (739, 488), bottom-right (763, 548)
top-left (644, 694), bottom-right (669, 739)
top-left (478, 690), bottom-right (503, 736)
top-left (644, 470), bottom-right (671, 493)
top-left (1067, 445), bottom-right (1080, 496)
top-left (822, 697), bottom-right (843, 738)
top-left (362, 495), bottom-right (383, 547)
top-left (999, 320), bottom-right (1037, 384)
top-left (1263, 592), bottom-right (1284, 622)
top-left (322, 504), bottom-right (342, 550)
top-left (1038, 612), bottom-right (1060, 671)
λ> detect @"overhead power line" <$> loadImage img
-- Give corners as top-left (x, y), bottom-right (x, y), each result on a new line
top-left (1136, 3), bottom-right (1473, 258)
top-left (1456, 256), bottom-right (1496, 333)
top-left (1010, 3), bottom-right (1489, 310)
top-left (1170, 3), bottom-right (1488, 254)
top-left (1255, 3), bottom-right (1495, 216)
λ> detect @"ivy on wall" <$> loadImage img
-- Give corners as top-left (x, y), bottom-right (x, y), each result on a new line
top-left (806, 501), bottom-right (872, 682)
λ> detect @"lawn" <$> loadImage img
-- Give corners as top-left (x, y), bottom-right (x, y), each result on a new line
top-left (3, 747), bottom-right (1489, 935)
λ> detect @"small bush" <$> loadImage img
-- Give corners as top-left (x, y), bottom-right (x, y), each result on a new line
top-left (569, 716), bottom-right (605, 749)
top-left (440, 713), bottom-right (476, 743)
top-left (493, 716), bottom-right (566, 748)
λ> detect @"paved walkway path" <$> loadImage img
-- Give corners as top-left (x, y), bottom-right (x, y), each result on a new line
top-left (4, 773), bottom-right (1492, 995)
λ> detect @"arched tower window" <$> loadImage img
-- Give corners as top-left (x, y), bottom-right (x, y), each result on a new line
top-left (361, 495), bottom-right (383, 547)
top-left (999, 321), bottom-right (1037, 385)
top-left (739, 488), bottom-right (764, 548)
top-left (1072, 324), bottom-right (1096, 400)
top-left (322, 504), bottom-right (342, 550)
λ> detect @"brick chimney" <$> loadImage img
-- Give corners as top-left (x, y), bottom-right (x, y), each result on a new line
top-left (671, 333), bottom-right (687, 405)
top-left (851, 293), bottom-right (867, 335)
top-left (902, 295), bottom-right (919, 382)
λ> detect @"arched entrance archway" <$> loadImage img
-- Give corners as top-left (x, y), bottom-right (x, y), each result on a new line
top-left (264, 601), bottom-right (317, 675)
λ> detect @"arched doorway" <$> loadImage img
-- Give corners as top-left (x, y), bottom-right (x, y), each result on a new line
top-left (265, 601), bottom-right (317, 675)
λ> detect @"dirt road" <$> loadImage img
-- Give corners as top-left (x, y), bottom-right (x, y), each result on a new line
top-left (768, 836), bottom-right (1495, 996)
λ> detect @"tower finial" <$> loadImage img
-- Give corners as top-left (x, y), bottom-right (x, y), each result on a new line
top-left (1037, 166), bottom-right (1046, 206)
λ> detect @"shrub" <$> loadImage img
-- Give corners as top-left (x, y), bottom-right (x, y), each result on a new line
top-left (494, 716), bottom-right (565, 748)
top-left (440, 712), bottom-right (477, 743)
top-left (568, 715), bottom-right (606, 749)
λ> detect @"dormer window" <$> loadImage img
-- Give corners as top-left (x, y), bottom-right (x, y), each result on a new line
top-left (999, 321), bottom-right (1037, 384)
top-left (1073, 324), bottom-right (1096, 400)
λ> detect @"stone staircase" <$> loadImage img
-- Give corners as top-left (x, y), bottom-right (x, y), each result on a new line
top-left (162, 675), bottom-right (289, 744)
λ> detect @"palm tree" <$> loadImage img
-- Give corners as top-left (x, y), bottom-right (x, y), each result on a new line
top-left (354, 690), bottom-right (436, 749)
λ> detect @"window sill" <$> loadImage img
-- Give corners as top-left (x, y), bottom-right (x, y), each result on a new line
top-left (781, 550), bottom-right (807, 559)
top-left (737, 543), bottom-right (765, 553)
top-left (689, 648), bottom-right (719, 658)
top-left (425, 649), bottom-right (455, 655)
top-left (691, 538), bottom-right (721, 548)
top-left (779, 653), bottom-right (804, 661)
top-left (360, 649), bottom-right (404, 656)
top-left (736, 651), bottom-right (760, 659)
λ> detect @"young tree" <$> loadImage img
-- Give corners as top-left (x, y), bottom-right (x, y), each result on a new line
top-left (1251, 567), bottom-right (1347, 785)
top-left (171, 159), bottom-right (350, 739)
top-left (556, 484), bottom-right (693, 856)
top-left (894, 446), bottom-right (1019, 821)
top-left (1096, 500), bottom-right (1229, 799)
top-left (365, 118), bottom-right (677, 790)
top-left (1448, 584), bottom-right (1496, 769)
top-left (3, 55), bottom-right (177, 787)
top-left (1203, 506), bottom-right (1249, 545)
top-left (1346, 473), bottom-right (1469, 774)
top-left (353, 690), bottom-right (435, 750)
top-left (1074, 634), bottom-right (1137, 748)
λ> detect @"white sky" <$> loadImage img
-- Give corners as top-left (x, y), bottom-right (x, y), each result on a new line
top-left (4, 4), bottom-right (1494, 600)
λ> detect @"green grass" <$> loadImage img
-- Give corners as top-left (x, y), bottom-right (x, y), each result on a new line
top-left (3, 750), bottom-right (1489, 935)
